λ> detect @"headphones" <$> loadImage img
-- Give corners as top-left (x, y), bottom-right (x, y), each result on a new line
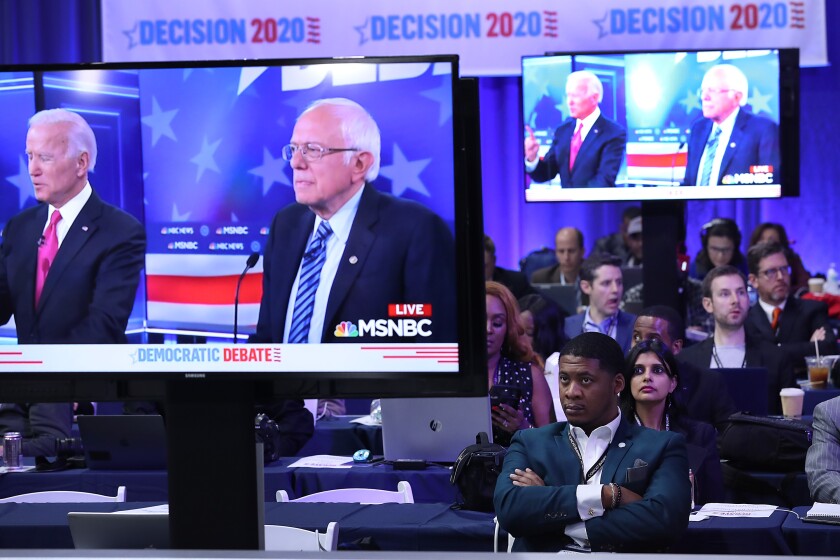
top-left (700, 218), bottom-right (741, 247)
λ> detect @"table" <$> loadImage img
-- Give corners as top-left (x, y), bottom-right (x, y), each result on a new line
top-left (781, 506), bottom-right (840, 556)
top-left (803, 387), bottom-right (840, 415)
top-left (673, 509), bottom-right (792, 555)
top-left (0, 458), bottom-right (455, 505)
top-left (274, 458), bottom-right (456, 504)
top-left (0, 502), bottom-right (498, 551)
top-left (295, 416), bottom-right (382, 457)
top-left (0, 501), bottom-right (819, 554)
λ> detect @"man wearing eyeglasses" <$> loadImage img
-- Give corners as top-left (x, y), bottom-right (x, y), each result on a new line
top-left (683, 64), bottom-right (780, 187)
top-left (745, 242), bottom-right (837, 369)
top-left (250, 98), bottom-right (456, 344)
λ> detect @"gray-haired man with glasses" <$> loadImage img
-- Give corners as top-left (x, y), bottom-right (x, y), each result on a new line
top-left (746, 241), bottom-right (837, 370)
top-left (683, 64), bottom-right (780, 187)
top-left (250, 98), bottom-right (456, 345)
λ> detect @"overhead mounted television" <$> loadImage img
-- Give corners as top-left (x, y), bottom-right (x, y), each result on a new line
top-left (521, 48), bottom-right (799, 202)
top-left (0, 55), bottom-right (485, 401)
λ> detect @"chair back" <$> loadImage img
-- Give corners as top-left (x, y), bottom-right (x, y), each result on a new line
top-left (0, 486), bottom-right (126, 503)
top-left (519, 247), bottom-right (555, 280)
top-left (264, 522), bottom-right (338, 551)
top-left (276, 480), bottom-right (413, 504)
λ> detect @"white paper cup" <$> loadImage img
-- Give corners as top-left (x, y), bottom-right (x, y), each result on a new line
top-left (780, 388), bottom-right (805, 418)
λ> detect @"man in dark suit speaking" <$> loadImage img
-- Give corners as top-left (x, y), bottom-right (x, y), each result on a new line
top-left (0, 109), bottom-right (145, 455)
top-left (251, 98), bottom-right (456, 344)
top-left (0, 109), bottom-right (146, 343)
top-left (683, 64), bottom-right (780, 187)
top-left (525, 71), bottom-right (626, 188)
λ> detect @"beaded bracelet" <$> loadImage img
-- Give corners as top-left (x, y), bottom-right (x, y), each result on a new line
top-left (609, 483), bottom-right (619, 509)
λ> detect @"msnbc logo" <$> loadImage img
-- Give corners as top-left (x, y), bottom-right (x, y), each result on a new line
top-left (334, 321), bottom-right (359, 338)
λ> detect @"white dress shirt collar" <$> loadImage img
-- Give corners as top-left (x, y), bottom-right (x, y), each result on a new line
top-left (46, 182), bottom-right (92, 247)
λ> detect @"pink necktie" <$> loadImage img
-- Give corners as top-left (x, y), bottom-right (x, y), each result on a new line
top-left (569, 121), bottom-right (583, 170)
top-left (35, 210), bottom-right (62, 305)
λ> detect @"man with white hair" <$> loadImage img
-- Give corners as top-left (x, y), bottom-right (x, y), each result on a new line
top-left (683, 64), bottom-right (780, 186)
top-left (251, 98), bottom-right (456, 344)
top-left (524, 70), bottom-right (626, 187)
top-left (0, 108), bottom-right (146, 456)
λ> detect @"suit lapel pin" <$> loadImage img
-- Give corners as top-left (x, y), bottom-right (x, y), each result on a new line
top-left (81, 226), bottom-right (89, 232)
top-left (730, 142), bottom-right (736, 148)
top-left (349, 256), bottom-right (358, 264)
top-left (618, 442), bottom-right (626, 448)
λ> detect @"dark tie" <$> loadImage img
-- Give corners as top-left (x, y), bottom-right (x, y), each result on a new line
top-left (35, 210), bottom-right (62, 305)
top-left (770, 307), bottom-right (782, 331)
top-left (699, 126), bottom-right (721, 185)
top-left (569, 121), bottom-right (583, 170)
top-left (288, 221), bottom-right (333, 343)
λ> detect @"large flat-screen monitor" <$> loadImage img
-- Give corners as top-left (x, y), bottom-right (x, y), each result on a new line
top-left (0, 55), bottom-right (485, 401)
top-left (522, 48), bottom-right (799, 202)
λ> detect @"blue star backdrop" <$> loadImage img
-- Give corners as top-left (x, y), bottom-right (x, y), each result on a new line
top-left (0, 61), bottom-right (456, 256)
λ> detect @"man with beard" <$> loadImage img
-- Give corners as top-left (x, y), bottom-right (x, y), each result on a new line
top-left (677, 265), bottom-right (796, 415)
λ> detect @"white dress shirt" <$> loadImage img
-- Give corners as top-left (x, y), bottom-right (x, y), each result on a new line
top-left (44, 183), bottom-right (92, 247)
top-left (283, 184), bottom-right (365, 343)
top-left (695, 107), bottom-right (739, 186)
top-left (564, 409), bottom-right (623, 549)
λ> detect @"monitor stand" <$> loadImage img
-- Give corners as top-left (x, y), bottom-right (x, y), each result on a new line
top-left (165, 380), bottom-right (260, 549)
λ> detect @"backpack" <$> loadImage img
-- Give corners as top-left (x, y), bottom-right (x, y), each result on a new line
top-left (718, 412), bottom-right (812, 471)
top-left (450, 432), bottom-right (507, 512)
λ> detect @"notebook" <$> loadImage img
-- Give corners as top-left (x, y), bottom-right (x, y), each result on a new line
top-left (802, 502), bottom-right (840, 526)
top-left (380, 397), bottom-right (493, 463)
top-left (77, 415), bottom-right (167, 470)
top-left (716, 367), bottom-right (770, 416)
top-left (69, 509), bottom-right (170, 549)
top-left (532, 283), bottom-right (578, 315)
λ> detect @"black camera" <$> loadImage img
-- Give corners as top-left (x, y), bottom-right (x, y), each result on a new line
top-left (55, 437), bottom-right (84, 457)
top-left (255, 413), bottom-right (281, 464)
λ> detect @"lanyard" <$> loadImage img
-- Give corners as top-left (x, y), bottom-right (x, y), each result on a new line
top-left (568, 430), bottom-right (608, 484)
top-left (711, 343), bottom-right (746, 369)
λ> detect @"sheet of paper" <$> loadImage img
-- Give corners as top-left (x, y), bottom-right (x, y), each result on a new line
top-left (698, 503), bottom-right (777, 518)
top-left (350, 415), bottom-right (380, 426)
top-left (287, 455), bottom-right (353, 468)
top-left (0, 466), bottom-right (36, 474)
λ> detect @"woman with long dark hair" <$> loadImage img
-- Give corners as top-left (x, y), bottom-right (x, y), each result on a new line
top-left (486, 281), bottom-right (553, 445)
top-left (620, 340), bottom-right (724, 505)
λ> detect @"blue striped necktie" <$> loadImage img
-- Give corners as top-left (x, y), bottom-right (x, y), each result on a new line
top-left (288, 221), bottom-right (333, 343)
top-left (700, 126), bottom-right (721, 185)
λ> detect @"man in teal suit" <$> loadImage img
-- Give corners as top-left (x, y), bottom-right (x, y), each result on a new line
top-left (494, 332), bottom-right (691, 552)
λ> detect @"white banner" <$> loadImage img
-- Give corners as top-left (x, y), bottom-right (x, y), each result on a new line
top-left (101, 0), bottom-right (828, 73)
top-left (0, 344), bottom-right (458, 373)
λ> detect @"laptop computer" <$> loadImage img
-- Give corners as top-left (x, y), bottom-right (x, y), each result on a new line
top-left (380, 397), bottom-right (492, 463)
top-left (716, 367), bottom-right (769, 416)
top-left (533, 283), bottom-right (578, 315)
top-left (69, 509), bottom-right (170, 549)
top-left (77, 415), bottom-right (168, 470)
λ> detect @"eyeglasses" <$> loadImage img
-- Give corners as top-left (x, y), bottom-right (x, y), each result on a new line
top-left (697, 87), bottom-right (733, 97)
top-left (281, 143), bottom-right (359, 162)
top-left (707, 245), bottom-right (734, 255)
top-left (758, 265), bottom-right (791, 280)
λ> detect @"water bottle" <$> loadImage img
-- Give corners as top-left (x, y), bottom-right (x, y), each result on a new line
top-left (827, 263), bottom-right (839, 295)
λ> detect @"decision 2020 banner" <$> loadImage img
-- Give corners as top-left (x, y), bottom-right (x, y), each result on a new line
top-left (101, 0), bottom-right (828, 73)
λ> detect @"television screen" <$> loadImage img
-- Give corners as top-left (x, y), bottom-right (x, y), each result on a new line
top-left (0, 56), bottom-right (485, 400)
top-left (522, 48), bottom-right (799, 202)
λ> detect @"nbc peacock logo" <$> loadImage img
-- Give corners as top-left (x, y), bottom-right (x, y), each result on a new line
top-left (334, 321), bottom-right (359, 338)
